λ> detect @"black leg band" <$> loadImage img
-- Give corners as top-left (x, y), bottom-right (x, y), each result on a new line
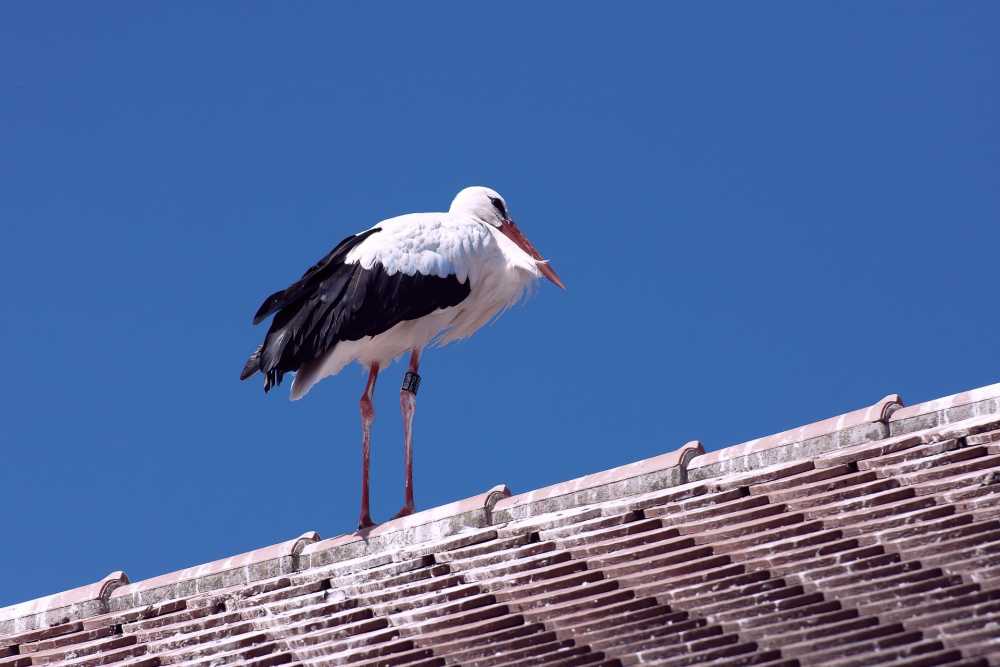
top-left (402, 371), bottom-right (421, 395)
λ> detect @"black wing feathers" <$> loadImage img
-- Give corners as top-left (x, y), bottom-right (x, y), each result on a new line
top-left (251, 229), bottom-right (380, 325)
top-left (241, 227), bottom-right (471, 393)
top-left (239, 344), bottom-right (263, 381)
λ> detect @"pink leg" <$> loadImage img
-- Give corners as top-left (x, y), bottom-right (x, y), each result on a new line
top-left (394, 350), bottom-right (420, 519)
top-left (358, 363), bottom-right (379, 530)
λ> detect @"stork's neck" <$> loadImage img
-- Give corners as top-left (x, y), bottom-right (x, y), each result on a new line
top-left (485, 222), bottom-right (541, 277)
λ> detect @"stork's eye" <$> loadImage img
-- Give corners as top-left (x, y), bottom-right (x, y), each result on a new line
top-left (489, 197), bottom-right (508, 219)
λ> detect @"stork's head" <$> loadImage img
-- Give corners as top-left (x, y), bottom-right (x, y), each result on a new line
top-left (450, 186), bottom-right (565, 289)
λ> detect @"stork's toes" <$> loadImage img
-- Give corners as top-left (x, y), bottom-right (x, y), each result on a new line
top-left (357, 514), bottom-right (376, 531)
top-left (392, 505), bottom-right (415, 520)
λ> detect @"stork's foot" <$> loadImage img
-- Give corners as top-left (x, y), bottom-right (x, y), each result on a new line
top-left (392, 504), bottom-right (416, 520)
top-left (357, 514), bottom-right (376, 530)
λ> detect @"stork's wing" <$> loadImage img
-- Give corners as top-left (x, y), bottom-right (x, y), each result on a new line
top-left (242, 219), bottom-right (474, 391)
top-left (251, 228), bottom-right (381, 326)
top-left (343, 213), bottom-right (482, 283)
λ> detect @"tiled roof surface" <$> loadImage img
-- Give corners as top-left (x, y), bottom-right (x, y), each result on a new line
top-left (4, 382), bottom-right (1000, 666)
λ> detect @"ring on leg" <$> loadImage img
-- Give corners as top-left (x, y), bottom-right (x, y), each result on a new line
top-left (401, 371), bottom-right (421, 395)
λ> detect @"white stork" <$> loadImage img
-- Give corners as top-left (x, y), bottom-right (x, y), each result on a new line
top-left (241, 186), bottom-right (564, 529)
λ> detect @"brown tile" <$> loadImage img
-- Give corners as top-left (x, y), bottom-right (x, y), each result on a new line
top-left (788, 476), bottom-right (902, 510)
top-left (726, 598), bottom-right (843, 633)
top-left (686, 583), bottom-right (804, 619)
top-left (637, 635), bottom-right (761, 666)
top-left (344, 647), bottom-right (442, 667)
top-left (603, 624), bottom-right (724, 662)
top-left (653, 495), bottom-right (773, 527)
top-left (611, 548), bottom-right (735, 587)
top-left (855, 580), bottom-right (978, 617)
top-left (814, 433), bottom-right (925, 468)
top-left (387, 593), bottom-right (497, 627)
top-left (595, 481), bottom-right (713, 518)
top-left (630, 564), bottom-right (749, 604)
top-left (81, 601), bottom-right (187, 632)
top-left (519, 590), bottom-right (637, 624)
top-left (369, 581), bottom-right (483, 615)
top-left (858, 438), bottom-right (963, 473)
top-left (586, 537), bottom-right (708, 571)
top-left (704, 519), bottom-right (825, 555)
top-left (759, 614), bottom-right (880, 651)
top-left (711, 461), bottom-right (816, 491)
top-left (588, 619), bottom-right (711, 656)
top-left (0, 622), bottom-right (84, 648)
top-left (395, 528), bottom-right (499, 561)
top-left (31, 636), bottom-right (139, 666)
top-left (537, 511), bottom-right (645, 542)
top-left (780, 620), bottom-right (905, 657)
top-left (763, 468), bottom-right (872, 504)
top-left (433, 532), bottom-right (533, 563)
top-left (428, 624), bottom-right (548, 659)
top-left (749, 463), bottom-right (855, 495)
top-left (545, 597), bottom-right (671, 635)
top-left (795, 548), bottom-right (900, 586)
top-left (489, 644), bottom-right (594, 667)
top-left (799, 630), bottom-right (931, 666)
top-left (496, 507), bottom-right (606, 539)
top-left (359, 573), bottom-right (465, 608)
top-left (733, 605), bottom-right (859, 641)
top-left (733, 529), bottom-right (852, 567)
top-left (446, 540), bottom-right (558, 574)
top-left (495, 570), bottom-right (609, 606)
top-left (58, 644), bottom-right (151, 667)
top-left (437, 628), bottom-right (557, 665)
top-left (633, 488), bottom-right (747, 519)
top-left (713, 591), bottom-right (826, 625)
top-left (19, 625), bottom-right (117, 654)
top-left (406, 613), bottom-right (527, 649)
top-left (966, 429), bottom-right (1000, 446)
top-left (670, 571), bottom-right (776, 606)
top-left (886, 518), bottom-right (1000, 554)
top-left (801, 486), bottom-right (918, 519)
top-left (464, 638), bottom-right (577, 667)
top-left (895, 452), bottom-right (1000, 486)
top-left (902, 590), bottom-right (1000, 632)
top-left (556, 518), bottom-right (666, 552)
top-left (343, 563), bottom-right (450, 597)
top-left (281, 620), bottom-right (395, 654)
top-left (0, 658), bottom-right (31, 667)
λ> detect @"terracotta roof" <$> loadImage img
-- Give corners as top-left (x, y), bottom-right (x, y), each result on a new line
top-left (3, 381), bottom-right (1000, 666)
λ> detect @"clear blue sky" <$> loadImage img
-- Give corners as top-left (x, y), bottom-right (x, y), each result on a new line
top-left (2, 3), bottom-right (997, 607)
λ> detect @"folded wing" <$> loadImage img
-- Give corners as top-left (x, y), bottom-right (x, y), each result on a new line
top-left (241, 223), bottom-right (473, 392)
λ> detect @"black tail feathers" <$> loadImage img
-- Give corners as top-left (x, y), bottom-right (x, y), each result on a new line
top-left (240, 344), bottom-right (283, 393)
top-left (240, 344), bottom-right (263, 381)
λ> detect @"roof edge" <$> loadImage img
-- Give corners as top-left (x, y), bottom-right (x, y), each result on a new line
top-left (302, 484), bottom-right (511, 568)
top-left (491, 440), bottom-right (704, 523)
top-left (889, 381), bottom-right (1000, 435)
top-left (686, 393), bottom-right (903, 481)
top-left (0, 571), bottom-right (127, 635)
top-left (105, 531), bottom-right (320, 614)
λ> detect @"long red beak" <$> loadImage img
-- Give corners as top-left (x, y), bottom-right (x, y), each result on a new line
top-left (500, 219), bottom-right (566, 289)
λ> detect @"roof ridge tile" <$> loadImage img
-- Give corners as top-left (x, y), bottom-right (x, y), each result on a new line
top-left (688, 394), bottom-right (904, 481)
top-left (0, 572), bottom-right (127, 637)
top-left (890, 382), bottom-right (1000, 431)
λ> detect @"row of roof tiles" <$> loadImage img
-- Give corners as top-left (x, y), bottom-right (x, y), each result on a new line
top-left (2, 380), bottom-right (999, 666)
